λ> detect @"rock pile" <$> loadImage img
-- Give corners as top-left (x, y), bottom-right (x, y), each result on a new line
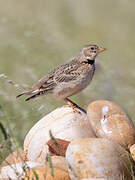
top-left (1, 100), bottom-right (135, 179)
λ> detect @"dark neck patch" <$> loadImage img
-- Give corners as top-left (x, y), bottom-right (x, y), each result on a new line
top-left (87, 59), bottom-right (95, 65)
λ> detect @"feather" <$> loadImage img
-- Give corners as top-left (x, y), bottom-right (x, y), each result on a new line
top-left (25, 93), bottom-right (40, 101)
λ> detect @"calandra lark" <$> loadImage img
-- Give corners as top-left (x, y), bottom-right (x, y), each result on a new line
top-left (17, 44), bottom-right (106, 108)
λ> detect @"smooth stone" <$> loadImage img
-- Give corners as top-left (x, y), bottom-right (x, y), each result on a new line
top-left (87, 100), bottom-right (135, 149)
top-left (0, 161), bottom-right (41, 179)
top-left (24, 156), bottom-right (70, 180)
top-left (24, 106), bottom-right (95, 163)
top-left (66, 138), bottom-right (132, 180)
top-left (1, 150), bottom-right (26, 167)
top-left (0, 156), bottom-right (70, 180)
top-left (24, 166), bottom-right (70, 180)
top-left (130, 144), bottom-right (135, 161)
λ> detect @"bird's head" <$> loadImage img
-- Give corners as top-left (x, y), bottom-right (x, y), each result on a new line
top-left (80, 44), bottom-right (106, 62)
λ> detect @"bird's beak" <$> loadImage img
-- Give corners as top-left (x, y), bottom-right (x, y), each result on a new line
top-left (97, 47), bottom-right (106, 53)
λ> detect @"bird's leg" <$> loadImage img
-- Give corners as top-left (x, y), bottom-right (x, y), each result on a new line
top-left (64, 98), bottom-right (86, 113)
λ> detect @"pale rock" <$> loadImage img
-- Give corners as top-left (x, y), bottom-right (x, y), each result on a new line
top-left (130, 144), bottom-right (135, 161)
top-left (87, 100), bottom-right (135, 149)
top-left (1, 150), bottom-right (26, 167)
top-left (66, 138), bottom-right (132, 180)
top-left (0, 155), bottom-right (70, 180)
top-left (0, 161), bottom-right (41, 179)
top-left (24, 106), bottom-right (95, 162)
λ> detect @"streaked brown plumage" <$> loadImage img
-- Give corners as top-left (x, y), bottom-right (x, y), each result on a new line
top-left (17, 44), bottom-right (106, 106)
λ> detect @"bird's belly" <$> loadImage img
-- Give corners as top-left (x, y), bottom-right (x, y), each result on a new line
top-left (53, 71), bottom-right (93, 99)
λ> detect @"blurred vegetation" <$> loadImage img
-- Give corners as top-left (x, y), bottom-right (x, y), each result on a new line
top-left (0, 0), bottom-right (135, 158)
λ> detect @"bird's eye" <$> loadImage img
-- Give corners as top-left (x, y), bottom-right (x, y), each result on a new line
top-left (90, 47), bottom-right (94, 50)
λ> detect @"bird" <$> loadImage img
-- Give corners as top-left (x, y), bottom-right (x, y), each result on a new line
top-left (16, 44), bottom-right (106, 109)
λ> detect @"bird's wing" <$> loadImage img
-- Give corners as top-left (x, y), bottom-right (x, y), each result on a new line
top-left (16, 59), bottom-right (84, 99)
top-left (31, 74), bottom-right (56, 92)
top-left (54, 61), bottom-right (82, 83)
top-left (31, 60), bottom-right (82, 92)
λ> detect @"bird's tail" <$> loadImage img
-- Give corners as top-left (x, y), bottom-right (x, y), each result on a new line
top-left (17, 89), bottom-right (49, 101)
top-left (16, 90), bottom-right (34, 99)
top-left (25, 89), bottom-right (50, 101)
top-left (25, 93), bottom-right (40, 101)
top-left (16, 92), bottom-right (27, 98)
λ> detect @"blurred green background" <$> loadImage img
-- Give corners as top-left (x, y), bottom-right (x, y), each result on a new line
top-left (0, 0), bottom-right (135, 146)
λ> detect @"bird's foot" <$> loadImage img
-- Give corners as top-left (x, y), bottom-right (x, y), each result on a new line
top-left (69, 103), bottom-right (81, 114)
top-left (64, 98), bottom-right (82, 114)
